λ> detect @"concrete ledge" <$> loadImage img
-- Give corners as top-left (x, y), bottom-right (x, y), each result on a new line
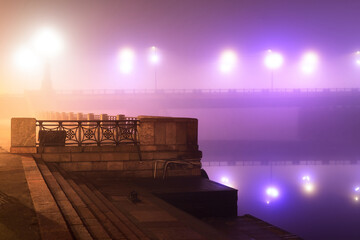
top-left (11, 146), bottom-right (37, 153)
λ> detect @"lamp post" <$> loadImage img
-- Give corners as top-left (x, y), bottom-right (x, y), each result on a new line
top-left (13, 27), bottom-right (63, 92)
top-left (264, 50), bottom-right (283, 90)
top-left (149, 46), bottom-right (159, 90)
top-left (32, 27), bottom-right (64, 92)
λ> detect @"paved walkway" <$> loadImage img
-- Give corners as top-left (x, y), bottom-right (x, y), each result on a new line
top-left (0, 150), bottom-right (40, 240)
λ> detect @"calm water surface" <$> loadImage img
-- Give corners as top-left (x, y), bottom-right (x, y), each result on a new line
top-left (202, 143), bottom-right (360, 240)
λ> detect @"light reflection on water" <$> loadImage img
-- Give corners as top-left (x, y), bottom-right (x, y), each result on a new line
top-left (203, 160), bottom-right (360, 240)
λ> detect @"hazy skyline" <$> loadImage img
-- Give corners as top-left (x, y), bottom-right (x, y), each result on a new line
top-left (1, 0), bottom-right (360, 93)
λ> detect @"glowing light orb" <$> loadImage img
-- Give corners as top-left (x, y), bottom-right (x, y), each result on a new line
top-left (219, 50), bottom-right (237, 73)
top-left (355, 187), bottom-right (360, 192)
top-left (264, 50), bottom-right (283, 70)
top-left (266, 187), bottom-right (279, 198)
top-left (32, 27), bottom-right (64, 57)
top-left (149, 46), bottom-right (160, 64)
top-left (355, 197), bottom-right (359, 202)
top-left (13, 46), bottom-right (41, 71)
top-left (119, 48), bottom-right (135, 74)
top-left (266, 200), bottom-right (270, 204)
top-left (304, 183), bottom-right (314, 193)
top-left (221, 177), bottom-right (229, 184)
top-left (300, 52), bottom-right (319, 74)
top-left (302, 175), bottom-right (311, 181)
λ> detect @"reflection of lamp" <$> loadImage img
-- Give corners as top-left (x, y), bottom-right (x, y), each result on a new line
top-left (302, 175), bottom-right (315, 194)
top-left (264, 50), bottom-right (283, 89)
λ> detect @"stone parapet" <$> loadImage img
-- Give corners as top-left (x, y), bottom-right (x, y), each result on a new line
top-left (138, 116), bottom-right (198, 149)
top-left (10, 118), bottom-right (37, 153)
top-left (10, 116), bottom-right (202, 178)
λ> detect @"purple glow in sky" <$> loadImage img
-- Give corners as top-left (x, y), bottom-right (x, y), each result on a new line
top-left (1, 0), bottom-right (360, 93)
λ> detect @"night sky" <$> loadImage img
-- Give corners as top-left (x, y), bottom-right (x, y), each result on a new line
top-left (1, 0), bottom-right (360, 92)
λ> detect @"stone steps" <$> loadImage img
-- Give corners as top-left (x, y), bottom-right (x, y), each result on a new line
top-left (36, 158), bottom-right (92, 240)
top-left (52, 164), bottom-right (125, 240)
top-left (36, 157), bottom-right (150, 239)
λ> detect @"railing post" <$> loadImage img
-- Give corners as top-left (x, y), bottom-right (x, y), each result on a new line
top-left (78, 121), bottom-right (82, 146)
top-left (97, 121), bottom-right (101, 146)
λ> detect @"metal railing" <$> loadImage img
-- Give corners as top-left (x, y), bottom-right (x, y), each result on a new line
top-left (36, 120), bottom-right (139, 146)
top-left (54, 88), bottom-right (360, 95)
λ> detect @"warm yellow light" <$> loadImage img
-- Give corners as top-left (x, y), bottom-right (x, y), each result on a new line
top-left (13, 46), bottom-right (41, 72)
top-left (32, 27), bottom-right (64, 57)
top-left (304, 183), bottom-right (314, 193)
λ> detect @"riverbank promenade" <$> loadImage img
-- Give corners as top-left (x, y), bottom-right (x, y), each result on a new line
top-left (0, 115), bottom-right (301, 239)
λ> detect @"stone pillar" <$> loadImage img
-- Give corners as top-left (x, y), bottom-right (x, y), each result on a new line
top-left (87, 113), bottom-right (94, 120)
top-left (116, 114), bottom-right (126, 120)
top-left (100, 114), bottom-right (108, 121)
top-left (69, 112), bottom-right (75, 120)
top-left (10, 118), bottom-right (37, 153)
top-left (61, 112), bottom-right (68, 120)
top-left (77, 113), bottom-right (84, 120)
top-left (55, 112), bottom-right (61, 120)
top-left (50, 112), bottom-right (56, 120)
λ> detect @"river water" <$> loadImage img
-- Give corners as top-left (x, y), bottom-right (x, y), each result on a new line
top-left (201, 141), bottom-right (360, 240)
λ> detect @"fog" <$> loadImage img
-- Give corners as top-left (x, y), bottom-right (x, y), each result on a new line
top-left (1, 0), bottom-right (360, 94)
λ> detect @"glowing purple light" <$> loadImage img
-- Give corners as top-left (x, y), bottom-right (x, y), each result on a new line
top-left (266, 187), bottom-right (279, 198)
top-left (119, 48), bottom-right (135, 74)
top-left (300, 52), bottom-right (319, 74)
top-left (221, 177), bottom-right (229, 184)
top-left (149, 46), bottom-right (159, 64)
top-left (264, 50), bottom-right (283, 70)
top-left (355, 186), bottom-right (359, 192)
top-left (355, 51), bottom-right (360, 66)
top-left (302, 175), bottom-right (311, 181)
top-left (219, 50), bottom-right (237, 73)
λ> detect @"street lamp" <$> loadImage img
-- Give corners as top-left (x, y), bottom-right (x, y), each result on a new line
top-left (149, 46), bottom-right (159, 90)
top-left (219, 49), bottom-right (237, 73)
top-left (356, 51), bottom-right (360, 66)
top-left (118, 48), bottom-right (135, 74)
top-left (264, 50), bottom-right (283, 89)
top-left (32, 27), bottom-right (64, 91)
top-left (300, 51), bottom-right (319, 74)
top-left (13, 46), bottom-right (41, 72)
top-left (13, 27), bottom-right (64, 91)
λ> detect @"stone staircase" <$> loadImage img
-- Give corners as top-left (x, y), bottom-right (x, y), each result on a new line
top-left (35, 158), bottom-right (150, 240)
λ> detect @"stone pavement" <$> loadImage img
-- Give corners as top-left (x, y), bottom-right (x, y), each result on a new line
top-left (0, 150), bottom-right (40, 239)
